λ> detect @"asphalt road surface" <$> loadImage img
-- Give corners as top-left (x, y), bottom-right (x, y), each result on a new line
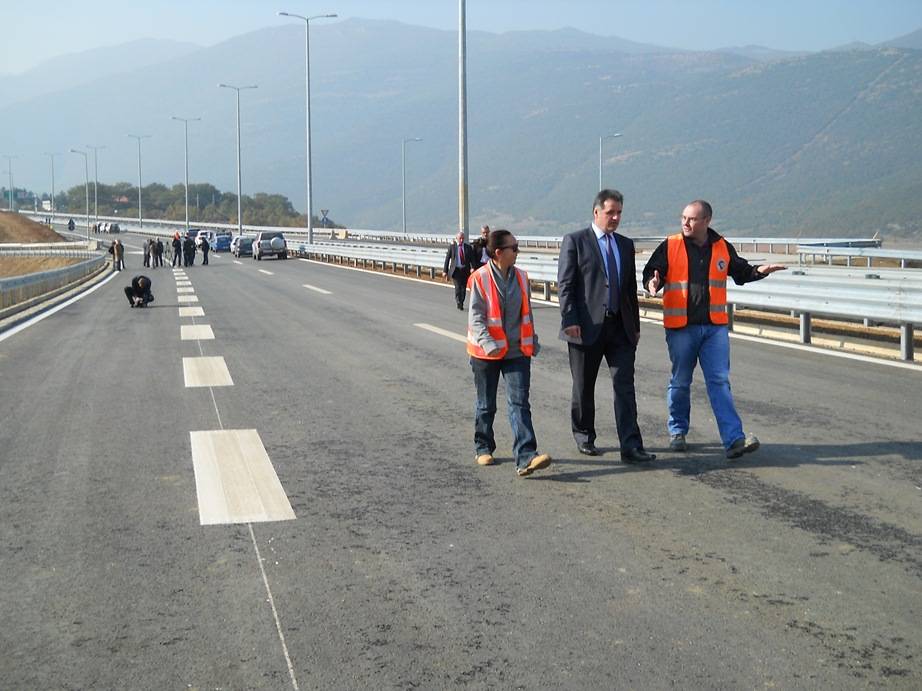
top-left (2, 231), bottom-right (920, 689)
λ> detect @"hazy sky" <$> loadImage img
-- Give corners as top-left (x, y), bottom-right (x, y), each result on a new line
top-left (3, 0), bottom-right (922, 74)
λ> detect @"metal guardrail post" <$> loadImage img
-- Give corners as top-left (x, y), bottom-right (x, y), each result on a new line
top-left (727, 303), bottom-right (734, 331)
top-left (900, 324), bottom-right (914, 361)
top-left (800, 312), bottom-right (812, 344)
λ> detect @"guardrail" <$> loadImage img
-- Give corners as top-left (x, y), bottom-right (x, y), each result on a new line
top-left (0, 254), bottom-right (109, 319)
top-left (0, 241), bottom-right (98, 257)
top-left (289, 240), bottom-right (920, 360)
top-left (797, 245), bottom-right (922, 268)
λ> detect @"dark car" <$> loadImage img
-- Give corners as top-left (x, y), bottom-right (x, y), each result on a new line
top-left (214, 232), bottom-right (232, 252)
top-left (232, 236), bottom-right (254, 258)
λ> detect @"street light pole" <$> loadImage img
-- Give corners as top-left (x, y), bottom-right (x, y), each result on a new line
top-left (171, 116), bottom-right (201, 233)
top-left (401, 137), bottom-right (422, 235)
top-left (44, 152), bottom-right (59, 222)
top-left (278, 10), bottom-right (337, 245)
top-left (127, 134), bottom-right (150, 228)
top-left (2, 155), bottom-right (16, 212)
top-left (598, 132), bottom-right (622, 191)
top-left (458, 0), bottom-right (469, 241)
top-left (86, 144), bottom-right (105, 228)
top-left (218, 83), bottom-right (258, 237)
top-left (69, 148), bottom-right (90, 239)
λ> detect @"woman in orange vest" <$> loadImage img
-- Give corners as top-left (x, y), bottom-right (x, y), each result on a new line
top-left (643, 200), bottom-right (786, 459)
top-left (468, 229), bottom-right (552, 477)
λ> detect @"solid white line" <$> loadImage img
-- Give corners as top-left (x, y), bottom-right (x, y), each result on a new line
top-left (414, 322), bottom-right (467, 343)
top-left (249, 524), bottom-right (301, 690)
top-left (258, 269), bottom-right (274, 276)
top-left (0, 271), bottom-right (118, 343)
top-left (298, 258), bottom-right (452, 288)
top-left (302, 283), bottom-right (332, 295)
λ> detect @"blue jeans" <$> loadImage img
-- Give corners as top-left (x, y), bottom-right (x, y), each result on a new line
top-left (664, 325), bottom-right (744, 449)
top-left (470, 356), bottom-right (538, 469)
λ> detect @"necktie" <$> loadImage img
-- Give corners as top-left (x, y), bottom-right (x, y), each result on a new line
top-left (606, 233), bottom-right (620, 312)
top-left (459, 244), bottom-right (464, 264)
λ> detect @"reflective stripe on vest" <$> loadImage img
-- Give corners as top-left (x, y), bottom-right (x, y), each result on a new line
top-left (662, 234), bottom-right (730, 328)
top-left (467, 265), bottom-right (535, 359)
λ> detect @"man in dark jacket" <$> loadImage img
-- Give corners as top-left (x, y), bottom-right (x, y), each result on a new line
top-left (183, 236), bottom-right (196, 267)
top-left (443, 231), bottom-right (475, 310)
top-left (171, 234), bottom-right (182, 267)
top-left (125, 275), bottom-right (154, 308)
top-left (200, 236), bottom-right (210, 265)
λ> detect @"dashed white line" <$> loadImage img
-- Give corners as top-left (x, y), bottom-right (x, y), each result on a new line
top-left (179, 306), bottom-right (205, 317)
top-left (233, 260), bottom-right (243, 265)
top-left (181, 324), bottom-right (215, 341)
top-left (177, 287), bottom-right (195, 294)
top-left (177, 294), bottom-right (199, 303)
top-left (302, 284), bottom-right (332, 295)
top-left (182, 356), bottom-right (233, 387)
top-left (414, 322), bottom-right (467, 343)
top-left (258, 269), bottom-right (274, 276)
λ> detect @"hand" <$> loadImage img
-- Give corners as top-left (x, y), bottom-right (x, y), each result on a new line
top-left (757, 263), bottom-right (787, 275)
top-left (563, 325), bottom-right (581, 339)
top-left (485, 347), bottom-right (503, 357)
top-left (646, 269), bottom-right (662, 294)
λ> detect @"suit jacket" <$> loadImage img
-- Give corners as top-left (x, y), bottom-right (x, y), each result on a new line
top-left (557, 226), bottom-right (640, 347)
top-left (444, 241), bottom-right (475, 277)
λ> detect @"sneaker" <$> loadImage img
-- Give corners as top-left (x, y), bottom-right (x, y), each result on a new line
top-left (476, 453), bottom-right (495, 466)
top-left (726, 434), bottom-right (760, 460)
top-left (516, 453), bottom-right (552, 477)
top-left (669, 434), bottom-right (688, 452)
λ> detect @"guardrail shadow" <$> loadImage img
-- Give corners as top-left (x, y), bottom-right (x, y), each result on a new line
top-left (540, 440), bottom-right (920, 483)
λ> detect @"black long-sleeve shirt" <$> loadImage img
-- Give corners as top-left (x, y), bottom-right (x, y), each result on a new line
top-left (642, 229), bottom-right (766, 325)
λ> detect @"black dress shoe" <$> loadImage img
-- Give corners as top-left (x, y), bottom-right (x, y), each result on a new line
top-left (577, 442), bottom-right (601, 456)
top-left (621, 448), bottom-right (656, 464)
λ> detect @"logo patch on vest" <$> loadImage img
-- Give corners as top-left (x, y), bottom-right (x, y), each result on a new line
top-left (717, 259), bottom-right (727, 271)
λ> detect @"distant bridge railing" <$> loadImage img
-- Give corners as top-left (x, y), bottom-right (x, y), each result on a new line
top-left (797, 245), bottom-right (922, 268)
top-left (290, 240), bottom-right (920, 360)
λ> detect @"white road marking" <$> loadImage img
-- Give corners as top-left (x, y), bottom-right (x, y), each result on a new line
top-left (258, 269), bottom-right (274, 276)
top-left (181, 324), bottom-right (215, 341)
top-left (298, 258), bottom-right (311, 263)
top-left (0, 271), bottom-right (118, 343)
top-left (177, 294), bottom-right (199, 303)
top-left (233, 260), bottom-right (243, 265)
top-left (179, 306), bottom-right (205, 317)
top-left (414, 323), bottom-right (467, 343)
top-left (302, 284), bottom-right (332, 295)
top-left (189, 429), bottom-right (296, 525)
top-left (176, 281), bottom-right (192, 287)
top-left (183, 356), bottom-right (233, 387)
top-left (176, 286), bottom-right (195, 294)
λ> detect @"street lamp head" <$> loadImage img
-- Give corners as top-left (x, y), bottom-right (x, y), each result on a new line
top-left (70, 148), bottom-right (85, 154)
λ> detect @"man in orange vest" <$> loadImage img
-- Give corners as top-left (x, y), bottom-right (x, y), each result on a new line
top-left (468, 229), bottom-right (551, 477)
top-left (643, 200), bottom-right (786, 459)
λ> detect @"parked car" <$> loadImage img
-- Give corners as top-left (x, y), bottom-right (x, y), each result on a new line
top-left (214, 232), bottom-right (232, 252)
top-left (108, 223), bottom-right (120, 233)
top-left (194, 230), bottom-right (216, 249)
top-left (252, 231), bottom-right (287, 260)
top-left (232, 236), bottom-right (254, 258)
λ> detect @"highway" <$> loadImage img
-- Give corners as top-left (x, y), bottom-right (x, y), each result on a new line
top-left (1, 231), bottom-right (921, 689)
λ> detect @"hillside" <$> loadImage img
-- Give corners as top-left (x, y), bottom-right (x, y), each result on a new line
top-left (2, 19), bottom-right (921, 238)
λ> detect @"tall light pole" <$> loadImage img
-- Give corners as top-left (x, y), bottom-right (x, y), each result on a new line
top-left (86, 144), bottom-right (105, 228)
top-left (69, 148), bottom-right (90, 239)
top-left (402, 137), bottom-right (422, 235)
top-left (2, 155), bottom-right (16, 212)
top-left (127, 134), bottom-right (150, 228)
top-left (278, 10), bottom-right (337, 245)
top-left (218, 83), bottom-right (258, 237)
top-left (458, 0), bottom-right (469, 241)
top-left (172, 116), bottom-right (201, 233)
top-left (44, 152), bottom-right (59, 221)
top-left (598, 132), bottom-right (622, 191)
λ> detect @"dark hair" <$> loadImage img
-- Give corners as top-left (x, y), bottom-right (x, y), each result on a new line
top-left (689, 199), bottom-right (713, 219)
top-left (487, 229), bottom-right (513, 256)
top-left (593, 189), bottom-right (624, 210)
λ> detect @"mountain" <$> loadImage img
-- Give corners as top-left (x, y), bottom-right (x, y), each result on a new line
top-left (2, 19), bottom-right (922, 239)
top-left (716, 45), bottom-right (810, 62)
top-left (880, 28), bottom-right (922, 51)
top-left (0, 38), bottom-right (202, 109)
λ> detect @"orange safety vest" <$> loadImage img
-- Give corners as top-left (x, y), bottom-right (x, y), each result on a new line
top-left (662, 233), bottom-right (729, 328)
top-left (467, 265), bottom-right (535, 359)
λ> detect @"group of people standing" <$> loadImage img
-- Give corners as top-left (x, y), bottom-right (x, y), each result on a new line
top-left (143, 238), bottom-right (166, 268)
top-left (464, 190), bottom-right (786, 478)
top-left (170, 232), bottom-right (209, 268)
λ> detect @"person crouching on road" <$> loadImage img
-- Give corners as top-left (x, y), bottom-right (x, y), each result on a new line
top-left (125, 275), bottom-right (154, 308)
top-left (468, 229), bottom-right (551, 478)
top-left (642, 200), bottom-right (786, 459)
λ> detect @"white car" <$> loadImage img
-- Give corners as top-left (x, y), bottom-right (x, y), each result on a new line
top-left (194, 230), bottom-right (216, 249)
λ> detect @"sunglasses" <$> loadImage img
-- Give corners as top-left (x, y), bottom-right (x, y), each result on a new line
top-left (498, 244), bottom-right (519, 253)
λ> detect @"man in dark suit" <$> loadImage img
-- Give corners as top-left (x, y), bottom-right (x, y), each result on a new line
top-left (557, 189), bottom-right (655, 464)
top-left (443, 230), bottom-right (475, 310)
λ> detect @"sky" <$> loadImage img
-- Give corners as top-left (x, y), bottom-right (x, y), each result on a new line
top-left (2, 0), bottom-right (922, 74)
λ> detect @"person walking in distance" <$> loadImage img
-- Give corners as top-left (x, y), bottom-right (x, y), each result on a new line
top-left (643, 200), bottom-right (786, 459)
top-left (108, 239), bottom-right (125, 271)
top-left (200, 236), bottom-right (210, 266)
top-left (472, 224), bottom-right (491, 269)
top-left (171, 233), bottom-right (182, 268)
top-left (557, 189), bottom-right (655, 464)
top-left (468, 229), bottom-right (551, 478)
top-left (444, 230), bottom-right (475, 310)
top-left (155, 238), bottom-right (164, 268)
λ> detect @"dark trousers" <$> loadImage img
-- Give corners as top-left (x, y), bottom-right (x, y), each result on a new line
top-left (124, 287), bottom-right (151, 306)
top-left (202, 250), bottom-right (209, 265)
top-left (452, 269), bottom-right (470, 307)
top-left (567, 313), bottom-right (643, 451)
top-left (172, 251), bottom-right (182, 267)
